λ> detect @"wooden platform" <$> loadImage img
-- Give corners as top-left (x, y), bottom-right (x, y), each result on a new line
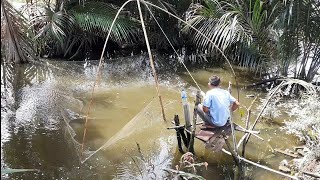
top-left (195, 123), bottom-right (232, 152)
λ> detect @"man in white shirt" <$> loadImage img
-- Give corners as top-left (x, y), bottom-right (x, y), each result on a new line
top-left (197, 75), bottom-right (240, 127)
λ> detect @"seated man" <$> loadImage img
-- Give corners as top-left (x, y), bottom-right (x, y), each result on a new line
top-left (196, 75), bottom-right (240, 127)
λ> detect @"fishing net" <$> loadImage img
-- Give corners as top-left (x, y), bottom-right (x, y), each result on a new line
top-left (62, 96), bottom-right (178, 164)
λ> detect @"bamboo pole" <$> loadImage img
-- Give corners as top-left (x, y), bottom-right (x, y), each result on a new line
top-left (137, 0), bottom-right (166, 122)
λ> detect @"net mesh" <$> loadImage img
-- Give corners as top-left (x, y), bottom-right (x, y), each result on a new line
top-left (62, 97), bottom-right (178, 163)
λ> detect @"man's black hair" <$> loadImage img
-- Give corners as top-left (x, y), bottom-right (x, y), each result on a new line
top-left (209, 75), bottom-right (221, 86)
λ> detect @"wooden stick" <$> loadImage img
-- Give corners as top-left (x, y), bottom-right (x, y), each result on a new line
top-left (221, 149), bottom-right (299, 180)
top-left (274, 149), bottom-right (299, 158)
top-left (235, 128), bottom-right (264, 141)
top-left (242, 108), bottom-right (251, 156)
top-left (166, 125), bottom-right (185, 130)
top-left (173, 115), bottom-right (189, 148)
top-left (137, 0), bottom-right (166, 122)
top-left (302, 171), bottom-right (320, 178)
top-left (187, 132), bottom-right (298, 179)
top-left (234, 124), bottom-right (263, 141)
top-left (222, 131), bottom-right (241, 168)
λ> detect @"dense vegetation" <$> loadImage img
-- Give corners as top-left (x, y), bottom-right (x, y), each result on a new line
top-left (1, 0), bottom-right (319, 81)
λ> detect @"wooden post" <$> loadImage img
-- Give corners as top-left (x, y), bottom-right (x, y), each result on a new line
top-left (188, 91), bottom-right (201, 153)
top-left (243, 82), bottom-right (284, 145)
top-left (174, 115), bottom-right (184, 153)
top-left (179, 127), bottom-right (189, 148)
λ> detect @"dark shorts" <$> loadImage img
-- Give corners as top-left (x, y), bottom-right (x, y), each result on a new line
top-left (195, 104), bottom-right (229, 127)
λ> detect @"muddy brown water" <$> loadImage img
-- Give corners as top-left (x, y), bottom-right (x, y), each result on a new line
top-left (1, 56), bottom-right (300, 180)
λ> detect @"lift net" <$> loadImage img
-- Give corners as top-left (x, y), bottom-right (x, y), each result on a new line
top-left (62, 97), bottom-right (177, 164)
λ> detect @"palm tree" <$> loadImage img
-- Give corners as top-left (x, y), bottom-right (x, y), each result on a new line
top-left (182, 0), bottom-right (320, 81)
top-left (277, 0), bottom-right (320, 82)
top-left (182, 0), bottom-right (279, 71)
top-left (30, 0), bottom-right (140, 59)
top-left (1, 0), bottom-right (38, 63)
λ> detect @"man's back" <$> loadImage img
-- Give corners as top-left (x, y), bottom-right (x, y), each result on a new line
top-left (203, 88), bottom-right (236, 126)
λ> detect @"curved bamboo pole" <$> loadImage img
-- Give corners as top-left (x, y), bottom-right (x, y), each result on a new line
top-left (80, 0), bottom-right (136, 161)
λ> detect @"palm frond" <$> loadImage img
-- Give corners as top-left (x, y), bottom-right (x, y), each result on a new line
top-left (31, 7), bottom-right (75, 45)
top-left (1, 0), bottom-right (37, 64)
top-left (70, 2), bottom-right (139, 44)
top-left (182, 0), bottom-right (278, 72)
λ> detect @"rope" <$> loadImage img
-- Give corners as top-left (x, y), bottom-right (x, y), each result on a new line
top-left (145, 4), bottom-right (203, 93)
top-left (143, 1), bottom-right (240, 102)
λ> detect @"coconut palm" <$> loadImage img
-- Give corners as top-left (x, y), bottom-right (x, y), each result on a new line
top-left (277, 0), bottom-right (320, 82)
top-left (182, 0), bottom-right (320, 81)
top-left (1, 0), bottom-right (38, 63)
top-left (182, 0), bottom-right (279, 71)
top-left (29, 0), bottom-right (141, 59)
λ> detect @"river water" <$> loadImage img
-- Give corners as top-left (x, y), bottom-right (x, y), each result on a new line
top-left (1, 55), bottom-right (300, 180)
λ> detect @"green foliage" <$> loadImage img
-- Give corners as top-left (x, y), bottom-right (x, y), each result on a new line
top-left (31, 7), bottom-right (75, 45)
top-left (275, 0), bottom-right (320, 81)
top-left (29, 1), bottom-right (140, 58)
top-left (1, 0), bottom-right (37, 63)
top-left (183, 0), bottom-right (277, 71)
top-left (182, 0), bottom-right (320, 80)
top-left (70, 2), bottom-right (139, 44)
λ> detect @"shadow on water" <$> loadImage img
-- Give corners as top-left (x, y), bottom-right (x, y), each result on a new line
top-left (1, 55), bottom-right (300, 180)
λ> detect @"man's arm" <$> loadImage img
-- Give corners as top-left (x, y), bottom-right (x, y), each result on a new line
top-left (231, 100), bottom-right (240, 111)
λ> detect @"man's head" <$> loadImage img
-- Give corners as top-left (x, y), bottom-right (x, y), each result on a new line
top-left (208, 75), bottom-right (221, 87)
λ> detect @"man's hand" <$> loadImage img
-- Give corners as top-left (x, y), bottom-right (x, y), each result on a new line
top-left (203, 106), bottom-right (209, 113)
top-left (231, 100), bottom-right (240, 111)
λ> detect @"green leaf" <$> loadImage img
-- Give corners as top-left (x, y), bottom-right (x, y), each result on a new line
top-left (239, 108), bottom-right (245, 117)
